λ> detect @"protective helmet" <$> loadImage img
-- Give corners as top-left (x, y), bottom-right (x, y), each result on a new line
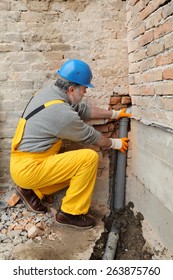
top-left (57, 59), bottom-right (94, 88)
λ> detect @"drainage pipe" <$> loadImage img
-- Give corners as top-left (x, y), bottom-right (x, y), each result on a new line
top-left (113, 116), bottom-right (129, 211)
top-left (102, 220), bottom-right (119, 260)
top-left (102, 108), bottom-right (131, 260)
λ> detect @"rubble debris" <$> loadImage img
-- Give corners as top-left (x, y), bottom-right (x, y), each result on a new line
top-left (0, 188), bottom-right (57, 260)
top-left (7, 193), bottom-right (20, 207)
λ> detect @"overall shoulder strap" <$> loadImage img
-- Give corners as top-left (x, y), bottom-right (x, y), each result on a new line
top-left (24, 100), bottom-right (64, 121)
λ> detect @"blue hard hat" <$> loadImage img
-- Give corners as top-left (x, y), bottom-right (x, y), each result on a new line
top-left (57, 59), bottom-right (94, 88)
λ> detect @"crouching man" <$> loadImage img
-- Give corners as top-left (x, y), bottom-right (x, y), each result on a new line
top-left (10, 59), bottom-right (130, 229)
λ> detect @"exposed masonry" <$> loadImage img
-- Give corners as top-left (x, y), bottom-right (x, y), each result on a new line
top-left (125, 0), bottom-right (173, 255)
top-left (159, 0), bottom-right (172, 9)
top-left (1, 0), bottom-right (173, 258)
top-left (0, 0), bottom-right (130, 185)
top-left (127, 0), bottom-right (173, 131)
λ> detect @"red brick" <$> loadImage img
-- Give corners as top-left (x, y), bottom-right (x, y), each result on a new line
top-left (141, 85), bottom-right (155, 96)
top-left (152, 0), bottom-right (168, 11)
top-left (7, 193), bottom-right (20, 206)
top-left (140, 57), bottom-right (156, 72)
top-left (143, 69), bottom-right (162, 83)
top-left (134, 49), bottom-right (146, 62)
top-left (165, 34), bottom-right (173, 50)
top-left (135, 73), bottom-right (144, 84)
top-left (36, 221), bottom-right (45, 230)
top-left (140, 30), bottom-right (154, 47)
top-left (140, 0), bottom-right (168, 20)
top-left (8, 224), bottom-right (16, 231)
top-left (157, 51), bottom-right (173, 66)
top-left (154, 18), bottom-right (173, 39)
top-left (162, 1), bottom-right (173, 19)
top-left (110, 97), bottom-right (121, 105)
top-left (147, 41), bottom-right (164, 57)
top-left (111, 104), bottom-right (125, 110)
top-left (159, 96), bottom-right (173, 110)
top-left (145, 9), bottom-right (162, 30)
top-left (121, 96), bottom-right (132, 105)
top-left (155, 82), bottom-right (173, 95)
top-left (129, 84), bottom-right (141, 96)
top-left (131, 0), bottom-right (145, 16)
top-left (14, 224), bottom-right (25, 230)
top-left (163, 67), bottom-right (173, 80)
top-left (131, 85), bottom-right (155, 97)
top-left (140, 4), bottom-right (153, 20)
top-left (127, 14), bottom-right (141, 31)
top-left (130, 22), bottom-right (145, 40)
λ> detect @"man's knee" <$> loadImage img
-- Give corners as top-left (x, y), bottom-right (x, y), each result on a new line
top-left (82, 149), bottom-right (99, 163)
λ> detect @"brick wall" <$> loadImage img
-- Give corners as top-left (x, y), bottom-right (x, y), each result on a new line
top-left (126, 0), bottom-right (173, 254)
top-left (127, 0), bottom-right (173, 130)
top-left (0, 0), bottom-right (130, 189)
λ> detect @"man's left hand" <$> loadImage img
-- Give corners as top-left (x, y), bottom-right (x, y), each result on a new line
top-left (111, 108), bottom-right (131, 120)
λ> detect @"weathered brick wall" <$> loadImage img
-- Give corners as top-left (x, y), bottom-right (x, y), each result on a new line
top-left (127, 0), bottom-right (173, 129)
top-left (126, 0), bottom-right (173, 254)
top-left (0, 0), bottom-right (129, 189)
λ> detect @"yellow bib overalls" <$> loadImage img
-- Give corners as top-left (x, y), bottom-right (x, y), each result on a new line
top-left (10, 100), bottom-right (99, 215)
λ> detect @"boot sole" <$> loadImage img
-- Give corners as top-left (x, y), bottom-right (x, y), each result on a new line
top-left (15, 186), bottom-right (47, 214)
top-left (55, 219), bottom-right (95, 230)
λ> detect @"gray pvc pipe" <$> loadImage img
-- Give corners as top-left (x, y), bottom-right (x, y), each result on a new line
top-left (102, 109), bottom-right (131, 260)
top-left (102, 220), bottom-right (119, 260)
top-left (113, 116), bottom-right (129, 211)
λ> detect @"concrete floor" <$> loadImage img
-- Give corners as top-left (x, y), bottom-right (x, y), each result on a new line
top-left (11, 179), bottom-right (110, 260)
top-left (1, 159), bottom-right (110, 260)
top-left (12, 205), bottom-right (107, 260)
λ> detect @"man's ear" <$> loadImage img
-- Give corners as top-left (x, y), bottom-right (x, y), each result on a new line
top-left (66, 86), bottom-right (75, 103)
top-left (68, 85), bottom-right (75, 94)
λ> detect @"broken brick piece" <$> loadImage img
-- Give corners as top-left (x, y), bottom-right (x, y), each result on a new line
top-left (27, 225), bottom-right (44, 238)
top-left (7, 193), bottom-right (20, 207)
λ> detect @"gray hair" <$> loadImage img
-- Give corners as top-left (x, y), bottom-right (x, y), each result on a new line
top-left (54, 77), bottom-right (80, 92)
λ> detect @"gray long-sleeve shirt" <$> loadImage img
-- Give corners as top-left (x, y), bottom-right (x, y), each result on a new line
top-left (18, 83), bottom-right (101, 152)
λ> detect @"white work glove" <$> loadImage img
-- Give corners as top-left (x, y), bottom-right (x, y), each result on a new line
top-left (111, 108), bottom-right (131, 120)
top-left (110, 138), bottom-right (129, 154)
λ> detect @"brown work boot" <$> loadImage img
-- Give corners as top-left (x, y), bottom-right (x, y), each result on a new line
top-left (55, 210), bottom-right (95, 229)
top-left (16, 186), bottom-right (48, 214)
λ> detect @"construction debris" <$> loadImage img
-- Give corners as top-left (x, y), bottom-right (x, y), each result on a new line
top-left (0, 189), bottom-right (57, 260)
top-left (7, 193), bottom-right (20, 207)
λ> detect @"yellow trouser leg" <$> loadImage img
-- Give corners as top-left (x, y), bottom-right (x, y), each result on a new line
top-left (10, 149), bottom-right (99, 215)
top-left (61, 149), bottom-right (99, 215)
